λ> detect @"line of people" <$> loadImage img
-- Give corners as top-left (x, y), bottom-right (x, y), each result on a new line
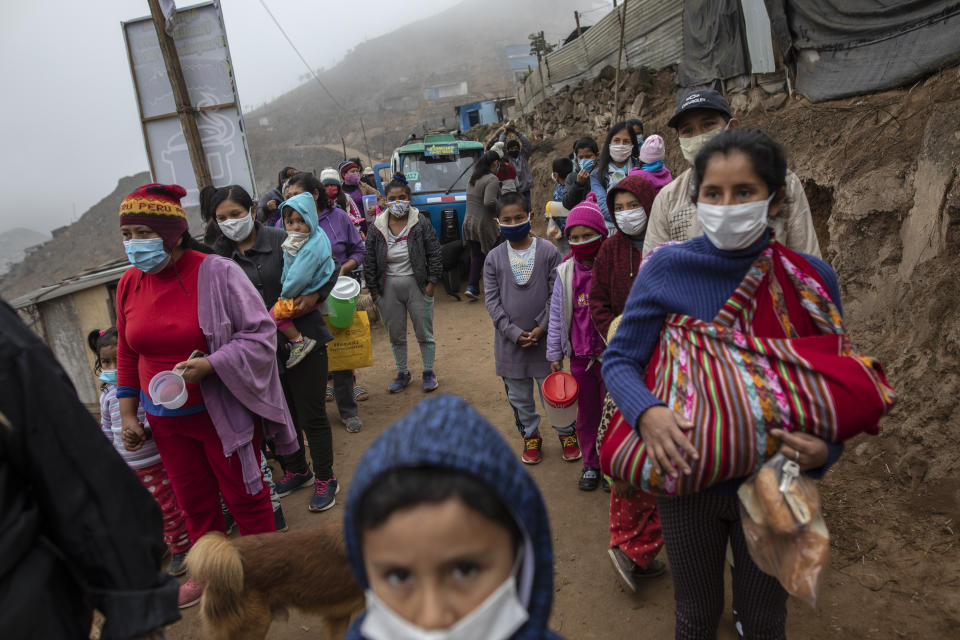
top-left (2, 87), bottom-right (879, 640)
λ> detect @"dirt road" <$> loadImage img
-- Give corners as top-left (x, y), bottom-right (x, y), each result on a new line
top-left (166, 291), bottom-right (915, 639)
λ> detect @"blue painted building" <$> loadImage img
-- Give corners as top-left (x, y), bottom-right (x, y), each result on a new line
top-left (455, 100), bottom-right (500, 131)
top-left (505, 44), bottom-right (538, 81)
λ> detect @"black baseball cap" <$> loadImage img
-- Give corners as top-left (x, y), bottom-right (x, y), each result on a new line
top-left (667, 89), bottom-right (732, 129)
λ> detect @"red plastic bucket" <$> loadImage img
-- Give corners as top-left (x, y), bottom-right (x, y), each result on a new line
top-left (542, 372), bottom-right (579, 426)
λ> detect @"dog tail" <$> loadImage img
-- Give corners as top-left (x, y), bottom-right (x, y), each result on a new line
top-left (188, 532), bottom-right (245, 633)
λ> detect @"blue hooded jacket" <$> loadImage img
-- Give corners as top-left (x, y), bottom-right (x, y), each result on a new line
top-left (342, 395), bottom-right (563, 640)
top-left (279, 192), bottom-right (336, 299)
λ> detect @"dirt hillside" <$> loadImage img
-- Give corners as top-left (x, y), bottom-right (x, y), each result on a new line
top-left (516, 64), bottom-right (960, 633)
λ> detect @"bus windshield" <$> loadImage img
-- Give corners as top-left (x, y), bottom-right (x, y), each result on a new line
top-left (400, 150), bottom-right (482, 194)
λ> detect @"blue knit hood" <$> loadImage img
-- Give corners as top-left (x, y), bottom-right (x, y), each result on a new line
top-left (278, 192), bottom-right (335, 298)
top-left (342, 394), bottom-right (562, 640)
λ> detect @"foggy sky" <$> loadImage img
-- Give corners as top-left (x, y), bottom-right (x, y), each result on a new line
top-left (0, 0), bottom-right (460, 235)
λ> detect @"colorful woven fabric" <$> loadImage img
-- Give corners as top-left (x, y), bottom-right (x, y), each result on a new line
top-left (600, 238), bottom-right (896, 496)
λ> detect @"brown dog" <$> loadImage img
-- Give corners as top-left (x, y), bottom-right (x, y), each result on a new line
top-left (187, 523), bottom-right (365, 639)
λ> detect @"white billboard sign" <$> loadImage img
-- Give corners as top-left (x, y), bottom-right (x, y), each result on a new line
top-left (123, 1), bottom-right (256, 207)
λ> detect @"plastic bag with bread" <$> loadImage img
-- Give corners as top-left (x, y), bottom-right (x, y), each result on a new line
top-left (738, 453), bottom-right (829, 607)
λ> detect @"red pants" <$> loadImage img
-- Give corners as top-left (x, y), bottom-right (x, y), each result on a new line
top-left (135, 462), bottom-right (191, 554)
top-left (149, 410), bottom-right (274, 542)
top-left (610, 490), bottom-right (663, 569)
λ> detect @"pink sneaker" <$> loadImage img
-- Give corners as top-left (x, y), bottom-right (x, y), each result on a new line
top-left (178, 578), bottom-right (203, 609)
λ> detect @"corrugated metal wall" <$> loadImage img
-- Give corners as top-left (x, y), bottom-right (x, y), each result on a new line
top-left (517, 0), bottom-right (683, 111)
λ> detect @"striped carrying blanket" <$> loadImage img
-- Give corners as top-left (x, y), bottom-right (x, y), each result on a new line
top-left (599, 239), bottom-right (896, 496)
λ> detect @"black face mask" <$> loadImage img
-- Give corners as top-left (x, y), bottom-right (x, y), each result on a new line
top-left (509, 150), bottom-right (520, 158)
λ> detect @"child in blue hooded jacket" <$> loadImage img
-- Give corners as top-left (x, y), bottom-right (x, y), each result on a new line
top-left (343, 394), bottom-right (564, 640)
top-left (269, 191), bottom-right (336, 369)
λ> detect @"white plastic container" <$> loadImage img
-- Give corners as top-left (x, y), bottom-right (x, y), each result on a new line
top-left (148, 369), bottom-right (188, 410)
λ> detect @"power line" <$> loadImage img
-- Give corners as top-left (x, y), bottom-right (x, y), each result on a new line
top-left (256, 0), bottom-right (344, 111)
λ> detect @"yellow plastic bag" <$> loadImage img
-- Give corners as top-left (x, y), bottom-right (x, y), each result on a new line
top-left (325, 310), bottom-right (374, 370)
top-left (272, 298), bottom-right (296, 320)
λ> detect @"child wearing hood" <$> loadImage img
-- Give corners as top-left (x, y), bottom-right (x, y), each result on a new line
top-left (343, 394), bottom-right (565, 640)
top-left (547, 194), bottom-right (609, 491)
top-left (628, 134), bottom-right (673, 195)
top-left (269, 192), bottom-right (336, 369)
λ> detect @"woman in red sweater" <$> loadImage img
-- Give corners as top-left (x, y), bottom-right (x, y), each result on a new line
top-left (589, 174), bottom-right (667, 589)
top-left (115, 184), bottom-right (299, 608)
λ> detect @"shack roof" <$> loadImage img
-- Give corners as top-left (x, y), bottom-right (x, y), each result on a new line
top-left (8, 257), bottom-right (130, 309)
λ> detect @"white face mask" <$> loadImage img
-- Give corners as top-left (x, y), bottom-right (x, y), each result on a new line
top-left (360, 573), bottom-right (529, 640)
top-left (608, 144), bottom-right (632, 163)
top-left (679, 124), bottom-right (728, 165)
top-left (281, 231), bottom-right (310, 256)
top-left (614, 207), bottom-right (648, 236)
top-left (697, 193), bottom-right (775, 251)
top-left (218, 212), bottom-right (254, 242)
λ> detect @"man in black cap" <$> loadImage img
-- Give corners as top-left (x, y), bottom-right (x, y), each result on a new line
top-left (642, 88), bottom-right (820, 257)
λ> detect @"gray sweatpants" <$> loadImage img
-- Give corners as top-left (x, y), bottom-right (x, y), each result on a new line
top-left (502, 376), bottom-right (576, 439)
top-left (378, 275), bottom-right (436, 373)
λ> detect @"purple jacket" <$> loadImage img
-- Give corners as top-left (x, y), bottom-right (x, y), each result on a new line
top-left (317, 206), bottom-right (365, 267)
top-left (629, 166), bottom-right (674, 195)
top-left (483, 238), bottom-right (560, 379)
top-left (197, 256), bottom-right (299, 495)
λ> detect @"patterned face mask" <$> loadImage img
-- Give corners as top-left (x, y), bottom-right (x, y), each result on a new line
top-left (388, 200), bottom-right (411, 218)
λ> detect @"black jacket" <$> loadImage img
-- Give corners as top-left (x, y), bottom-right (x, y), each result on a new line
top-left (562, 169), bottom-right (591, 211)
top-left (364, 211), bottom-right (443, 298)
top-left (0, 301), bottom-right (179, 639)
top-left (226, 222), bottom-right (338, 369)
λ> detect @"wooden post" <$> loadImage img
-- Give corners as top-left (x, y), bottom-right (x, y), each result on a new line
top-left (146, 0), bottom-right (211, 191)
top-left (341, 137), bottom-right (348, 161)
top-left (574, 10), bottom-right (582, 39)
top-left (612, 0), bottom-right (628, 121)
top-left (360, 118), bottom-right (373, 166)
top-left (537, 31), bottom-right (548, 98)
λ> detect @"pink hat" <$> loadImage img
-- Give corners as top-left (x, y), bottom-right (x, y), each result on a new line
top-left (565, 193), bottom-right (608, 238)
top-left (639, 134), bottom-right (665, 163)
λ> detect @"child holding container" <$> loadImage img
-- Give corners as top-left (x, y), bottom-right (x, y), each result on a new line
top-left (483, 192), bottom-right (581, 465)
top-left (268, 192), bottom-right (336, 370)
top-left (88, 327), bottom-right (191, 577)
top-left (546, 193), bottom-right (609, 491)
top-left (363, 176), bottom-right (444, 394)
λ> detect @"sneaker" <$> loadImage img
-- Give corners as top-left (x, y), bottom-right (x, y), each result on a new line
top-left (178, 578), bottom-right (203, 609)
top-left (273, 468), bottom-right (314, 497)
top-left (464, 286), bottom-right (480, 301)
top-left (167, 551), bottom-right (188, 577)
top-left (344, 416), bottom-right (363, 433)
top-left (353, 385), bottom-right (370, 401)
top-left (521, 435), bottom-right (543, 465)
top-left (285, 336), bottom-right (317, 369)
top-left (388, 370), bottom-right (412, 393)
top-left (422, 370), bottom-right (439, 392)
top-left (308, 476), bottom-right (340, 512)
top-left (559, 434), bottom-right (582, 461)
top-left (578, 467), bottom-right (600, 491)
top-left (601, 475), bottom-right (611, 493)
top-left (273, 501), bottom-right (288, 532)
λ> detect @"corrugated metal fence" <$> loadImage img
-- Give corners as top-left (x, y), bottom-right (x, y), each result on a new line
top-left (516, 0), bottom-right (683, 112)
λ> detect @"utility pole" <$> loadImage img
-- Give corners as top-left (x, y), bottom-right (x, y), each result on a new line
top-left (574, 11), bottom-right (582, 39)
top-left (612, 0), bottom-right (628, 122)
top-left (360, 117), bottom-right (373, 166)
top-left (146, 0), bottom-right (211, 191)
top-left (341, 137), bottom-right (348, 161)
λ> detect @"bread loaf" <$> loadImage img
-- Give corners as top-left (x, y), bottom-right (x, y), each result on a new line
top-left (780, 528), bottom-right (829, 601)
top-left (756, 466), bottom-right (797, 534)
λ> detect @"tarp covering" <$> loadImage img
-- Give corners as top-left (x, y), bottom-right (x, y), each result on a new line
top-left (765, 0), bottom-right (960, 101)
top-left (676, 0), bottom-right (749, 86)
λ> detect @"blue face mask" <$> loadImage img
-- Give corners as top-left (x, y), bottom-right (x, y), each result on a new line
top-left (124, 238), bottom-right (170, 273)
top-left (98, 369), bottom-right (117, 385)
top-left (578, 158), bottom-right (595, 173)
top-left (635, 134), bottom-right (644, 146)
top-left (499, 216), bottom-right (531, 243)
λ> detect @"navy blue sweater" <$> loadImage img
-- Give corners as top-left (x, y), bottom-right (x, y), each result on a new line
top-left (602, 231), bottom-right (843, 486)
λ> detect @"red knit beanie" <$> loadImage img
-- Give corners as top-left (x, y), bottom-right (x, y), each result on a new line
top-left (606, 174), bottom-right (656, 216)
top-left (119, 183), bottom-right (188, 251)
